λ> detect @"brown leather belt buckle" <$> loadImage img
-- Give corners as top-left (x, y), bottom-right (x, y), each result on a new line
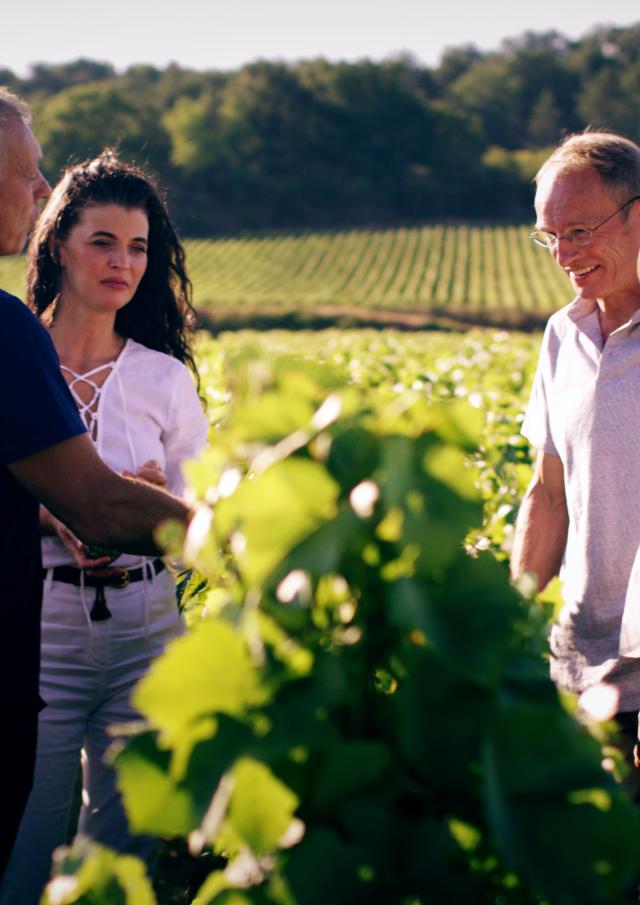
top-left (113, 569), bottom-right (130, 589)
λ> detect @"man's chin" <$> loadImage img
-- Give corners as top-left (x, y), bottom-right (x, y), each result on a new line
top-left (23, 220), bottom-right (37, 249)
top-left (0, 224), bottom-right (34, 256)
top-left (571, 280), bottom-right (598, 302)
top-left (0, 240), bottom-right (24, 257)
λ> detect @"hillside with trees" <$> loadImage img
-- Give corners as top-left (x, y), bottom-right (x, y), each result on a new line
top-left (4, 22), bottom-right (640, 234)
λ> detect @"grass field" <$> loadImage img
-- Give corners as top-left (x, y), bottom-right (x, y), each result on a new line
top-left (0, 225), bottom-right (572, 329)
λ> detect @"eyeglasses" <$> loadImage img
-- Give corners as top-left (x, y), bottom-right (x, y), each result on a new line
top-left (530, 195), bottom-right (640, 248)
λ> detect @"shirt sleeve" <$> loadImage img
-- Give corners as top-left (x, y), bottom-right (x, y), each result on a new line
top-left (162, 363), bottom-right (209, 496)
top-left (520, 319), bottom-right (559, 457)
top-left (0, 294), bottom-right (86, 463)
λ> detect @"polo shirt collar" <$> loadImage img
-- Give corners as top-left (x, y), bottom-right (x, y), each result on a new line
top-left (567, 296), bottom-right (598, 324)
top-left (567, 296), bottom-right (640, 333)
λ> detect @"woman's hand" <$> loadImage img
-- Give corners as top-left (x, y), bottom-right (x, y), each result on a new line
top-left (41, 507), bottom-right (117, 571)
top-left (122, 459), bottom-right (168, 488)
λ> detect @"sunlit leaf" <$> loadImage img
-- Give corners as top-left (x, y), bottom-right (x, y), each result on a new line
top-left (217, 758), bottom-right (300, 856)
top-left (133, 619), bottom-right (264, 749)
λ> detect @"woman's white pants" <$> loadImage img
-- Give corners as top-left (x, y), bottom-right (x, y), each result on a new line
top-left (0, 564), bottom-right (182, 905)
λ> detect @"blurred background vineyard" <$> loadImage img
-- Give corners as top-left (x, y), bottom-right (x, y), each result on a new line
top-left (0, 226), bottom-right (573, 330)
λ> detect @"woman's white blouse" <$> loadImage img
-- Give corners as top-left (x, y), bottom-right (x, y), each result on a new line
top-left (42, 338), bottom-right (209, 569)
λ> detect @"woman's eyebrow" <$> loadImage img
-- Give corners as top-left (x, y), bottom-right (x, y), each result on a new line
top-left (90, 230), bottom-right (148, 243)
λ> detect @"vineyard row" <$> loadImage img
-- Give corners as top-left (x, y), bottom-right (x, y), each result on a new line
top-left (0, 225), bottom-right (574, 317)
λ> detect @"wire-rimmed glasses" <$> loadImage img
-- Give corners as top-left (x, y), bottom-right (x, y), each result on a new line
top-left (530, 195), bottom-right (640, 248)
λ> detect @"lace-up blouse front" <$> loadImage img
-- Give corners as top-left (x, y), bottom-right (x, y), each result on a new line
top-left (61, 361), bottom-right (116, 442)
top-left (42, 338), bottom-right (208, 570)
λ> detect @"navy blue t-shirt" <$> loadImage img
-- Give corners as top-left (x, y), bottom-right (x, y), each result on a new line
top-left (0, 291), bottom-right (85, 713)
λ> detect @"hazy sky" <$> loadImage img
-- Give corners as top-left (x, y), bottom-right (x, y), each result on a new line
top-left (5, 0), bottom-right (640, 76)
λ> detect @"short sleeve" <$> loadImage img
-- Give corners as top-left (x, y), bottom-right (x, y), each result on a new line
top-left (0, 293), bottom-right (86, 463)
top-left (521, 323), bottom-right (559, 457)
top-left (162, 363), bottom-right (208, 496)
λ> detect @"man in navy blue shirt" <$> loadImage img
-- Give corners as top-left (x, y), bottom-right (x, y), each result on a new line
top-left (0, 89), bottom-right (192, 879)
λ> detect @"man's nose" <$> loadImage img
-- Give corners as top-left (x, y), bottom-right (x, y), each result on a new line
top-left (554, 237), bottom-right (581, 268)
top-left (35, 171), bottom-right (51, 202)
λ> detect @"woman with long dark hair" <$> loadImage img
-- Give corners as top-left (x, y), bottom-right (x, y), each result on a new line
top-left (1, 151), bottom-right (208, 904)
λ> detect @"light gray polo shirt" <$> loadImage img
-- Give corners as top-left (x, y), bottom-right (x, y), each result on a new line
top-left (522, 295), bottom-right (640, 710)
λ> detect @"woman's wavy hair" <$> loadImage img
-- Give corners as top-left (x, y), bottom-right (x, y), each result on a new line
top-left (27, 149), bottom-right (199, 383)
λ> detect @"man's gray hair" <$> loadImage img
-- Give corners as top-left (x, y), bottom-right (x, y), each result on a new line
top-left (0, 87), bottom-right (32, 177)
top-left (0, 86), bottom-right (31, 128)
top-left (536, 131), bottom-right (640, 202)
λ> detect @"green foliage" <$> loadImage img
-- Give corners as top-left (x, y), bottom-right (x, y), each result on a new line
top-left (216, 758), bottom-right (300, 857)
top-left (45, 330), bottom-right (640, 902)
top-left (130, 617), bottom-right (265, 770)
top-left (36, 82), bottom-right (171, 184)
top-left (41, 838), bottom-right (155, 905)
top-left (83, 334), bottom-right (640, 903)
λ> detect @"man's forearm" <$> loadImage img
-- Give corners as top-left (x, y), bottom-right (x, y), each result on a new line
top-left (510, 486), bottom-right (568, 591)
top-left (39, 505), bottom-right (55, 536)
top-left (9, 434), bottom-right (192, 558)
top-left (75, 472), bottom-right (191, 555)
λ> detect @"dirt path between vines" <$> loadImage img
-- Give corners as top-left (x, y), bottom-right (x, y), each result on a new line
top-left (197, 304), bottom-right (549, 333)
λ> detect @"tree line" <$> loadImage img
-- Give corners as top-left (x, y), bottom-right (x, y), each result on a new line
top-left (4, 22), bottom-right (640, 234)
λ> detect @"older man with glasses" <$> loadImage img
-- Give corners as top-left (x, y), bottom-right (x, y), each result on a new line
top-left (512, 131), bottom-right (640, 786)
